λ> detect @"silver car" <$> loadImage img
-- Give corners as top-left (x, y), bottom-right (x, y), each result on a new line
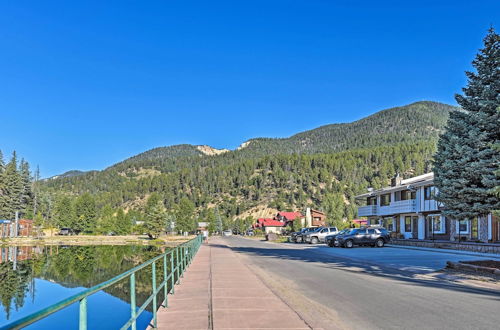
top-left (304, 227), bottom-right (339, 244)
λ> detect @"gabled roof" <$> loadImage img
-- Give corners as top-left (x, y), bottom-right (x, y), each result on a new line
top-left (277, 212), bottom-right (303, 220)
top-left (310, 209), bottom-right (325, 215)
top-left (255, 218), bottom-right (285, 227)
top-left (262, 219), bottom-right (286, 227)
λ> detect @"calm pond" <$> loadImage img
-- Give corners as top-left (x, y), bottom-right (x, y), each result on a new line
top-left (0, 245), bottom-right (168, 329)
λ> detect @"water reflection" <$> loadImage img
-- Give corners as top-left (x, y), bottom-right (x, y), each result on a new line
top-left (0, 245), bottom-right (168, 329)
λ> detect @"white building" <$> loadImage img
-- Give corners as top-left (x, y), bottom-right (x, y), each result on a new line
top-left (355, 172), bottom-right (498, 242)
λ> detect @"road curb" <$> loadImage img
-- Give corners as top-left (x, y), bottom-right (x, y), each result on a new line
top-left (387, 244), bottom-right (500, 259)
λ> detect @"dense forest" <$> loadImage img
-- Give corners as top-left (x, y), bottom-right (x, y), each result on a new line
top-left (36, 101), bottom-right (454, 233)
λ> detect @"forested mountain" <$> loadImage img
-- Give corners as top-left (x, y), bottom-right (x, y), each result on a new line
top-left (233, 101), bottom-right (452, 156)
top-left (41, 101), bottom-right (454, 232)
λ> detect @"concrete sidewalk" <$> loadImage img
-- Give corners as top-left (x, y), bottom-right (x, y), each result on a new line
top-left (155, 237), bottom-right (310, 330)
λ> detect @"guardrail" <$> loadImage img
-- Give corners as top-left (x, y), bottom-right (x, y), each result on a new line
top-left (2, 235), bottom-right (204, 330)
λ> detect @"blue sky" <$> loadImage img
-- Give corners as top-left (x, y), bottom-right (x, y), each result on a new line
top-left (1, 1), bottom-right (498, 177)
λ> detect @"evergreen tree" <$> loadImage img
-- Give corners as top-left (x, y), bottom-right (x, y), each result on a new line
top-left (74, 193), bottom-right (97, 233)
top-left (174, 197), bottom-right (196, 233)
top-left (54, 196), bottom-right (75, 228)
top-left (1, 152), bottom-right (22, 219)
top-left (144, 193), bottom-right (167, 238)
top-left (0, 150), bottom-right (5, 217)
top-left (19, 159), bottom-right (33, 217)
top-left (434, 28), bottom-right (500, 221)
top-left (115, 208), bottom-right (131, 235)
top-left (322, 192), bottom-right (346, 228)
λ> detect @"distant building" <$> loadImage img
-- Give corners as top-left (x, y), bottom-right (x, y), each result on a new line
top-left (18, 219), bottom-right (34, 237)
top-left (253, 218), bottom-right (286, 234)
top-left (0, 219), bottom-right (34, 237)
top-left (305, 208), bottom-right (326, 227)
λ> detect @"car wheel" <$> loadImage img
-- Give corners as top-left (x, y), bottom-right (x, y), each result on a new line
top-left (328, 240), bottom-right (335, 247)
top-left (375, 238), bottom-right (385, 247)
top-left (311, 237), bottom-right (319, 244)
top-left (345, 240), bottom-right (354, 248)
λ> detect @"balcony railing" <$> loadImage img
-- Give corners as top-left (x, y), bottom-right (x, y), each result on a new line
top-left (358, 205), bottom-right (377, 217)
top-left (358, 200), bottom-right (417, 217)
top-left (390, 199), bottom-right (417, 214)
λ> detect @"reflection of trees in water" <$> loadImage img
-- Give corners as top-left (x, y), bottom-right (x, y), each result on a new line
top-left (0, 261), bottom-right (33, 319)
top-left (0, 245), bottom-right (168, 320)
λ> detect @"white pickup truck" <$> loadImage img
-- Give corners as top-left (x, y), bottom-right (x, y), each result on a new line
top-left (304, 227), bottom-right (339, 244)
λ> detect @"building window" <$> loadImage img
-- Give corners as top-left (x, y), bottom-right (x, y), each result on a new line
top-left (427, 215), bottom-right (445, 234)
top-left (404, 216), bottom-right (412, 232)
top-left (457, 220), bottom-right (470, 234)
top-left (380, 193), bottom-right (391, 206)
top-left (367, 197), bottom-right (377, 205)
top-left (398, 190), bottom-right (416, 201)
top-left (424, 186), bottom-right (434, 200)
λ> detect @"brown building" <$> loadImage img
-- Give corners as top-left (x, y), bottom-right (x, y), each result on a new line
top-left (18, 219), bottom-right (34, 237)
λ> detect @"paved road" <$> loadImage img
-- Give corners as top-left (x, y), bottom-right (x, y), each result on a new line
top-left (221, 236), bottom-right (500, 330)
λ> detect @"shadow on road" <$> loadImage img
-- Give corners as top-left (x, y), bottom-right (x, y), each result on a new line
top-left (210, 241), bottom-right (500, 301)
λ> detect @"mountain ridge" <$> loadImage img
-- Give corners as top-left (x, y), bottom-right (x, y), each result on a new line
top-left (51, 100), bottom-right (455, 177)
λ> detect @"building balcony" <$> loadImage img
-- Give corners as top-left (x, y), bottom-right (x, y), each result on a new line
top-left (378, 199), bottom-right (417, 216)
top-left (358, 200), bottom-right (417, 217)
top-left (358, 205), bottom-right (378, 217)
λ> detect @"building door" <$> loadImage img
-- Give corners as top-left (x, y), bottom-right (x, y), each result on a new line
top-left (411, 216), bottom-right (419, 239)
top-left (492, 215), bottom-right (499, 242)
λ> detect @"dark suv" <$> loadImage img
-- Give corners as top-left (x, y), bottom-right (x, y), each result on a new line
top-left (325, 228), bottom-right (350, 247)
top-left (336, 227), bottom-right (390, 248)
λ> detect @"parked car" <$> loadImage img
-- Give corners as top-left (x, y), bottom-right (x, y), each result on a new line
top-left (325, 228), bottom-right (350, 247)
top-left (304, 227), bottom-right (338, 244)
top-left (222, 230), bottom-right (233, 236)
top-left (58, 228), bottom-right (75, 236)
top-left (335, 227), bottom-right (390, 248)
top-left (294, 227), bottom-right (319, 243)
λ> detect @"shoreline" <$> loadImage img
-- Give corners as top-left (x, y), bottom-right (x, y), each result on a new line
top-left (0, 234), bottom-right (195, 247)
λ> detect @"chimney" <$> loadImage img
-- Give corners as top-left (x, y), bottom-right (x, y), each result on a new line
top-left (305, 208), bottom-right (312, 227)
top-left (391, 173), bottom-right (402, 187)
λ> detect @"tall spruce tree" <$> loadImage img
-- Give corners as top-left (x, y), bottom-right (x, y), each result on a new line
top-left (1, 152), bottom-right (22, 219)
top-left (434, 28), bottom-right (500, 225)
top-left (0, 150), bottom-right (5, 217)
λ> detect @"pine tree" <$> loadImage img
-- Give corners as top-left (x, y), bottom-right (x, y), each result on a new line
top-left (54, 196), bottom-right (75, 229)
top-left (144, 194), bottom-right (167, 238)
top-left (74, 193), bottom-right (97, 233)
top-left (0, 150), bottom-right (5, 217)
top-left (19, 159), bottom-right (33, 217)
top-left (1, 152), bottom-right (22, 219)
top-left (434, 28), bottom-right (500, 223)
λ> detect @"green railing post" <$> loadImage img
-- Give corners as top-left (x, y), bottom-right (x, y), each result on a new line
top-left (175, 246), bottom-right (181, 283)
top-left (163, 254), bottom-right (168, 307)
top-left (79, 297), bottom-right (87, 330)
top-left (181, 246), bottom-right (185, 277)
top-left (152, 261), bottom-right (157, 328)
top-left (130, 273), bottom-right (136, 330)
top-left (170, 251), bottom-right (175, 294)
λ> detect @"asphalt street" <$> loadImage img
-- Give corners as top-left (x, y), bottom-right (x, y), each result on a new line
top-left (220, 236), bottom-right (500, 330)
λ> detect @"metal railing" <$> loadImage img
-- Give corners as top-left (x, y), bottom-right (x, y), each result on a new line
top-left (2, 235), bottom-right (204, 330)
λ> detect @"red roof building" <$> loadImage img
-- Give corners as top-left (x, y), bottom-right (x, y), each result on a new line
top-left (276, 212), bottom-right (303, 222)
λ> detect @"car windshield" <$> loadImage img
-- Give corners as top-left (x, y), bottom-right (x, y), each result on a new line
top-left (338, 229), bottom-right (349, 235)
top-left (345, 229), bottom-right (358, 235)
